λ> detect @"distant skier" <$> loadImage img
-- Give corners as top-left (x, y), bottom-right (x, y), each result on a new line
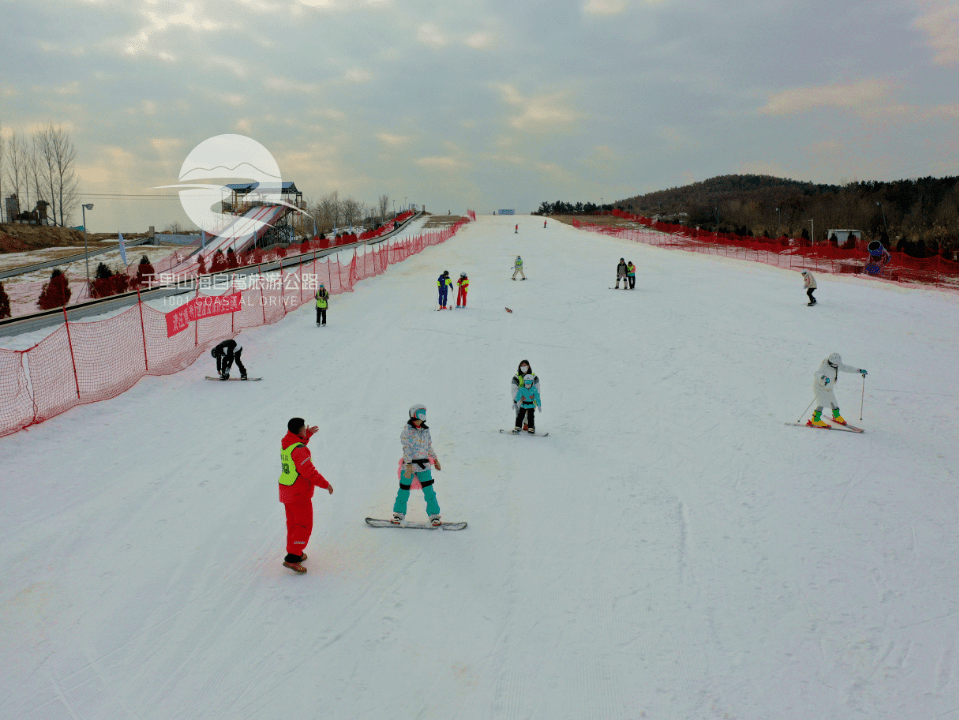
top-left (393, 404), bottom-right (443, 526)
top-left (279, 417), bottom-right (334, 573)
top-left (511, 360), bottom-right (540, 430)
top-left (615, 258), bottom-right (628, 289)
top-left (513, 374), bottom-right (542, 434)
top-left (627, 261), bottom-right (636, 289)
top-left (456, 272), bottom-right (469, 308)
top-left (211, 338), bottom-right (247, 380)
top-left (801, 270), bottom-right (817, 305)
top-left (515, 224), bottom-right (519, 234)
top-left (437, 270), bottom-right (452, 309)
top-left (315, 283), bottom-right (329, 325)
top-left (512, 255), bottom-right (525, 280)
top-left (543, 220), bottom-right (547, 228)
top-left (808, 353), bottom-right (868, 427)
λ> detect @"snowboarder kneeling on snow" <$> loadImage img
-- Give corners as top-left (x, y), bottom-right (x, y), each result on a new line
top-left (514, 374), bottom-right (542, 434)
top-left (279, 417), bottom-right (334, 574)
top-left (394, 405), bottom-right (443, 526)
top-left (615, 258), bottom-right (628, 289)
top-left (801, 270), bottom-right (817, 305)
top-left (211, 339), bottom-right (247, 380)
top-left (808, 353), bottom-right (867, 427)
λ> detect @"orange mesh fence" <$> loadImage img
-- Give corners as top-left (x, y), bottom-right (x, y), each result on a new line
top-left (0, 214), bottom-right (474, 437)
top-left (571, 210), bottom-right (959, 292)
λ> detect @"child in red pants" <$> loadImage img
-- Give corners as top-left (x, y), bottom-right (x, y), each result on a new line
top-left (279, 417), bottom-right (333, 573)
top-left (456, 272), bottom-right (469, 307)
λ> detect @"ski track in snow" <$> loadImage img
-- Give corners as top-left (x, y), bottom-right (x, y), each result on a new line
top-left (2, 214), bottom-right (959, 719)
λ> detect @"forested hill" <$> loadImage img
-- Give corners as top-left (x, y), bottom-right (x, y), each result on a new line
top-left (606, 174), bottom-right (958, 254)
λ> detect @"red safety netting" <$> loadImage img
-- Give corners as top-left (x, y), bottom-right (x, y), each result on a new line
top-left (571, 210), bottom-right (959, 292)
top-left (0, 215), bottom-right (474, 438)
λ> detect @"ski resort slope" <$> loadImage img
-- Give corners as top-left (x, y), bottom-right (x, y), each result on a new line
top-left (2, 214), bottom-right (958, 720)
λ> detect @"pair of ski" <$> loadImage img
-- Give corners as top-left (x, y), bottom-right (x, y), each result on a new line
top-left (785, 420), bottom-right (864, 433)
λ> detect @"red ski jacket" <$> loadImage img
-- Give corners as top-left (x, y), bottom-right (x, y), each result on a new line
top-left (279, 430), bottom-right (331, 504)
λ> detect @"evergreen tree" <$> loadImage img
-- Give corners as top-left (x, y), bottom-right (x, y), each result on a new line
top-left (0, 281), bottom-right (10, 319)
top-left (38, 269), bottom-right (71, 309)
top-left (226, 247), bottom-right (239, 269)
top-left (135, 255), bottom-right (156, 288)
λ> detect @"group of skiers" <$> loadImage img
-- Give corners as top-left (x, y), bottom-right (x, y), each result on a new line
top-left (437, 270), bottom-right (470, 309)
top-left (277, 357), bottom-right (543, 573)
top-left (615, 258), bottom-right (636, 289)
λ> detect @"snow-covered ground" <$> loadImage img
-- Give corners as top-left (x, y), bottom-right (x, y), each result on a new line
top-left (1, 214), bottom-right (958, 719)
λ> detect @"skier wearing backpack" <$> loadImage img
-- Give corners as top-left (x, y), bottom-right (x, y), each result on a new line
top-left (513, 374), bottom-right (542, 434)
top-left (808, 353), bottom-right (868, 427)
top-left (393, 404), bottom-right (443, 526)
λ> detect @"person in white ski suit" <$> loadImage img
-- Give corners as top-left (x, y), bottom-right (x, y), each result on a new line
top-left (801, 270), bottom-right (817, 305)
top-left (808, 353), bottom-right (868, 427)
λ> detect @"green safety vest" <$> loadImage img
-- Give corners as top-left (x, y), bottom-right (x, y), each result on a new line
top-left (315, 292), bottom-right (328, 309)
top-left (515, 258), bottom-right (523, 267)
top-left (279, 442), bottom-right (304, 486)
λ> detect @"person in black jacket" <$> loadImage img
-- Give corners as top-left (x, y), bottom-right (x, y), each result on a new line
top-left (211, 339), bottom-right (247, 380)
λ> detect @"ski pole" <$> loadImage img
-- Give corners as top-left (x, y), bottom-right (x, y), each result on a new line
top-left (859, 375), bottom-right (866, 422)
top-left (797, 397), bottom-right (815, 424)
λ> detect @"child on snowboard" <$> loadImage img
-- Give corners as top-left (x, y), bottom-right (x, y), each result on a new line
top-left (514, 374), bottom-right (542, 434)
top-left (808, 353), bottom-right (868, 427)
top-left (393, 404), bottom-right (443, 526)
top-left (279, 417), bottom-right (334, 573)
top-left (801, 270), bottom-right (817, 305)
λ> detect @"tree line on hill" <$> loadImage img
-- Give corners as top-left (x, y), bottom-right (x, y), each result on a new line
top-left (538, 174), bottom-right (959, 258)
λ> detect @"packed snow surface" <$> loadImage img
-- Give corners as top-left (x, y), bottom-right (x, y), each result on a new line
top-left (1, 214), bottom-right (958, 719)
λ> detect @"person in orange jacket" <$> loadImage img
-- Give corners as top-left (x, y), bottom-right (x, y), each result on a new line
top-left (456, 271), bottom-right (469, 307)
top-left (279, 417), bottom-right (334, 574)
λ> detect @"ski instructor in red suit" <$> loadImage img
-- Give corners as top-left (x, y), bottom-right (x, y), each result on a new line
top-left (279, 417), bottom-right (333, 574)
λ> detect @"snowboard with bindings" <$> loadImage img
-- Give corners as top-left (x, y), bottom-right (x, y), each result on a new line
top-left (500, 429), bottom-right (549, 437)
top-left (205, 376), bottom-right (262, 381)
top-left (785, 422), bottom-right (863, 433)
top-left (365, 517), bottom-right (467, 530)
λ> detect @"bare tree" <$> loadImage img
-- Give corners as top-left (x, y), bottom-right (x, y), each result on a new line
top-left (46, 124), bottom-right (78, 227)
top-left (378, 194), bottom-right (389, 223)
top-left (5, 130), bottom-right (30, 213)
top-left (319, 190), bottom-right (340, 231)
top-left (341, 197), bottom-right (361, 228)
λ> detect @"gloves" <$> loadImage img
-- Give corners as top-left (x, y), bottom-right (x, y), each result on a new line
top-left (860, 369), bottom-right (868, 376)
top-left (537, 404), bottom-right (542, 412)
top-left (434, 460), bottom-right (442, 471)
top-left (403, 464), bottom-right (412, 479)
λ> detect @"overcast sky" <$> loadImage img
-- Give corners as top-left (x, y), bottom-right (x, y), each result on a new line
top-left (1, 0), bottom-right (957, 232)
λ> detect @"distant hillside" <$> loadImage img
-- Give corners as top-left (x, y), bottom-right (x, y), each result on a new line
top-left (614, 174), bottom-right (958, 254)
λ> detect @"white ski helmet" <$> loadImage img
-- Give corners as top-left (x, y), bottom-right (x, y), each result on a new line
top-left (523, 374), bottom-right (534, 387)
top-left (460, 271), bottom-right (467, 278)
top-left (827, 352), bottom-right (842, 367)
top-left (409, 404), bottom-right (427, 421)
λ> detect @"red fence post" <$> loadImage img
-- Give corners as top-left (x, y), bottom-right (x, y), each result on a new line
top-left (62, 307), bottom-right (81, 399)
top-left (259, 265), bottom-right (266, 324)
top-left (137, 288), bottom-right (149, 372)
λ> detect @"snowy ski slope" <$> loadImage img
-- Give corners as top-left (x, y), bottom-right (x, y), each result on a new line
top-left (1, 213), bottom-right (958, 719)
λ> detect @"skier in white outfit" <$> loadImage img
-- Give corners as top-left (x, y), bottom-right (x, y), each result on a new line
top-left (808, 353), bottom-right (868, 427)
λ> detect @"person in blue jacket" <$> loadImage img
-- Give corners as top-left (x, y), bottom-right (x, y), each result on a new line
top-left (513, 374), bottom-right (542, 434)
top-left (437, 270), bottom-right (453, 309)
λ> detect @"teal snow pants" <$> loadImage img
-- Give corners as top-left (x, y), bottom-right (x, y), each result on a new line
top-left (393, 468), bottom-right (440, 516)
